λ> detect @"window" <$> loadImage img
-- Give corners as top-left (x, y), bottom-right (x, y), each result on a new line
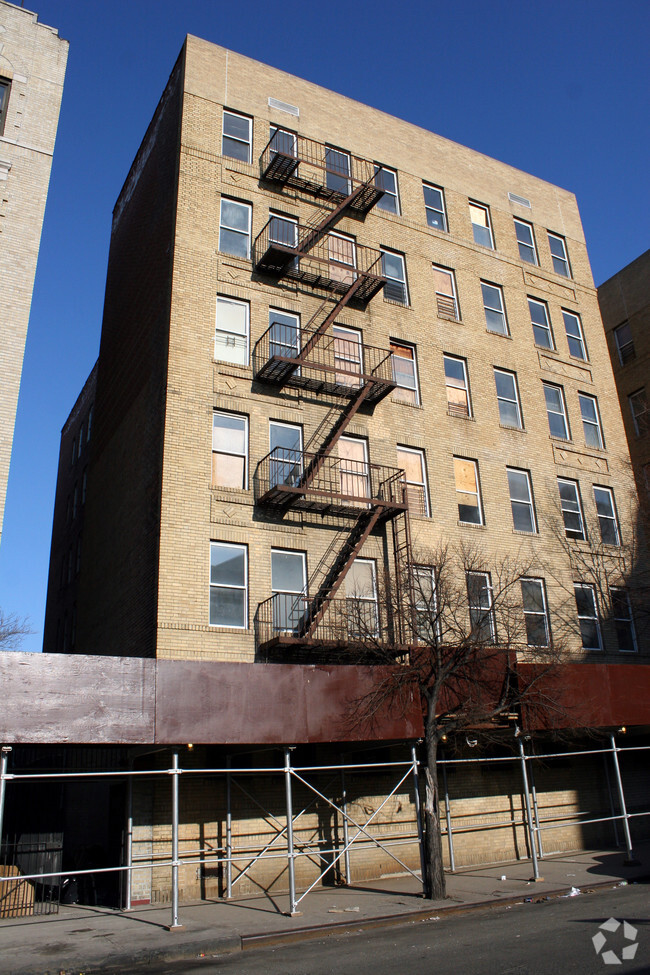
top-left (563, 311), bottom-right (587, 361)
top-left (543, 383), bottom-right (569, 440)
top-left (271, 549), bottom-right (307, 633)
top-left (219, 198), bottom-right (251, 258)
top-left (432, 265), bottom-right (459, 320)
top-left (325, 146), bottom-right (351, 196)
top-left (521, 579), bottom-right (550, 647)
top-left (269, 421), bottom-right (302, 488)
top-left (514, 219), bottom-right (537, 264)
top-left (212, 412), bottom-right (248, 488)
top-left (529, 298), bottom-right (554, 349)
top-left (222, 110), bottom-right (252, 163)
top-left (469, 202), bottom-right (494, 248)
top-left (579, 394), bottom-right (604, 449)
top-left (610, 589), bottom-right (637, 653)
top-left (614, 321), bottom-right (635, 365)
top-left (72, 483), bottom-right (78, 521)
top-left (381, 249), bottom-right (408, 304)
top-left (593, 486), bottom-right (620, 545)
top-left (76, 536), bottom-right (82, 575)
top-left (215, 296), bottom-right (249, 365)
top-left (507, 468), bottom-right (536, 533)
top-left (548, 232), bottom-right (571, 277)
top-left (444, 355), bottom-right (471, 418)
top-left (390, 341), bottom-right (419, 405)
top-left (86, 406), bottom-right (93, 443)
top-left (340, 436), bottom-right (370, 504)
top-left (210, 543), bottom-right (247, 628)
top-left (346, 559), bottom-right (379, 637)
top-left (574, 584), bottom-right (601, 650)
top-left (0, 78), bottom-right (10, 135)
top-left (481, 282), bottom-right (508, 335)
top-left (71, 438), bottom-right (76, 467)
top-left (269, 213), bottom-right (298, 272)
top-left (629, 389), bottom-right (648, 436)
top-left (414, 566), bottom-right (440, 643)
top-left (423, 183), bottom-right (447, 231)
top-left (374, 166), bottom-right (400, 214)
top-left (82, 468), bottom-right (87, 506)
top-left (454, 457), bottom-right (483, 525)
top-left (494, 369), bottom-right (523, 429)
top-left (397, 446), bottom-right (429, 516)
top-left (333, 325), bottom-right (362, 388)
top-left (328, 232), bottom-right (357, 286)
top-left (558, 478), bottom-right (585, 540)
top-left (269, 308), bottom-right (300, 361)
top-left (269, 126), bottom-right (297, 160)
top-left (466, 571), bottom-right (496, 643)
top-left (78, 423), bottom-right (84, 457)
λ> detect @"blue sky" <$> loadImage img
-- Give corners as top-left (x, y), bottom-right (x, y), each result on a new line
top-left (1, 0), bottom-right (648, 652)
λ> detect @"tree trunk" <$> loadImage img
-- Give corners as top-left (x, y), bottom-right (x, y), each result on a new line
top-left (423, 734), bottom-right (446, 900)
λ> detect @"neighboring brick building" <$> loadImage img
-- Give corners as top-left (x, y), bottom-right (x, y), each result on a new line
top-left (0, 2), bottom-right (67, 547)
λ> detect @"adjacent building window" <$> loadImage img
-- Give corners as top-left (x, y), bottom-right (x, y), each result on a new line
top-left (529, 298), bottom-right (554, 348)
top-left (0, 78), bottom-right (10, 135)
top-left (390, 341), bottom-right (419, 405)
top-left (548, 232), bottom-right (571, 277)
top-left (610, 589), bottom-right (637, 653)
top-left (346, 559), bottom-right (379, 637)
top-left (423, 183), bottom-right (447, 231)
top-left (381, 249), bottom-right (408, 304)
top-left (507, 468), bottom-right (536, 533)
top-left (494, 369), bottom-right (523, 429)
top-left (414, 566), bottom-right (440, 643)
top-left (543, 383), bottom-right (569, 440)
top-left (469, 202), bottom-right (494, 248)
top-left (397, 446), bottom-right (429, 516)
top-left (210, 543), bottom-right (248, 628)
top-left (579, 394), bottom-right (604, 449)
top-left (593, 486), bottom-right (620, 545)
top-left (466, 571), bottom-right (496, 642)
top-left (215, 296), bottom-right (249, 365)
top-left (563, 311), bottom-right (587, 360)
top-left (374, 165), bottom-right (400, 214)
top-left (269, 421), bottom-right (302, 488)
top-left (481, 282), bottom-right (509, 335)
top-left (521, 578), bottom-right (550, 647)
top-left (325, 145), bottom-right (351, 195)
top-left (514, 218), bottom-right (537, 264)
top-left (432, 265), bottom-right (459, 320)
top-left (574, 583), bottom-right (601, 650)
top-left (212, 412), bottom-right (248, 488)
top-left (219, 198), bottom-right (251, 258)
top-left (454, 457), bottom-right (483, 525)
top-left (614, 321), bottom-right (635, 365)
top-left (271, 549), bottom-right (307, 633)
top-left (558, 478), bottom-right (585, 540)
top-left (86, 406), bottom-right (93, 443)
top-left (222, 110), bottom-right (252, 163)
top-left (629, 389), bottom-right (648, 436)
top-left (444, 354), bottom-right (471, 417)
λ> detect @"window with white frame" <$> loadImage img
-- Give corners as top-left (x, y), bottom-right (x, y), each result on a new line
top-left (543, 382), bottom-right (570, 440)
top-left (339, 436), bottom-right (370, 504)
top-left (271, 549), bottom-right (307, 633)
top-left (593, 486), bottom-right (620, 545)
top-left (346, 558), bottom-right (379, 637)
top-left (494, 369), bottom-right (523, 428)
top-left (481, 282), bottom-right (508, 335)
top-left (219, 198), bottom-right (251, 258)
top-left (269, 308), bottom-right (300, 361)
top-left (212, 412), bottom-right (248, 489)
top-left (614, 321), bottom-right (635, 365)
top-left (333, 325), bottom-right (363, 388)
top-left (390, 341), bottom-right (419, 405)
top-left (0, 78), bottom-right (10, 136)
top-left (381, 249), bottom-right (408, 304)
top-left (521, 578), bottom-right (550, 647)
top-left (514, 218), bottom-right (537, 264)
top-left (423, 183), bottom-right (447, 231)
top-left (414, 566), bottom-right (440, 643)
top-left (454, 457), bottom-right (483, 525)
top-left (562, 310), bottom-right (587, 360)
top-left (222, 110), bottom-right (252, 163)
top-left (466, 571), bottom-right (496, 643)
top-left (328, 231), bottom-right (357, 286)
top-left (397, 446), bottom-right (429, 517)
top-left (215, 296), bottom-right (249, 365)
top-left (444, 354), bottom-right (471, 417)
top-left (269, 421), bottom-right (302, 489)
top-left (507, 468), bottom-right (537, 533)
top-left (558, 478), bottom-right (585, 540)
top-left (210, 542), bottom-right (248, 627)
top-left (432, 265), bottom-right (459, 320)
top-left (269, 126), bottom-right (297, 160)
top-left (610, 588), bottom-right (637, 653)
top-left (548, 232), bottom-right (571, 277)
top-left (629, 388), bottom-right (648, 436)
top-left (374, 165), bottom-right (400, 214)
top-left (469, 202), bottom-right (494, 248)
top-left (579, 393), bottom-right (604, 449)
top-left (529, 298), bottom-right (554, 348)
top-left (325, 145), bottom-right (351, 195)
top-left (574, 583), bottom-right (601, 650)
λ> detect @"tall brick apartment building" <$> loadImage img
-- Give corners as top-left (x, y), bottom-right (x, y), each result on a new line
top-left (39, 37), bottom-right (649, 903)
top-left (0, 2), bottom-right (67, 547)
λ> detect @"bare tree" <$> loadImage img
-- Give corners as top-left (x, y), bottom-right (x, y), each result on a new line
top-left (0, 610), bottom-right (30, 651)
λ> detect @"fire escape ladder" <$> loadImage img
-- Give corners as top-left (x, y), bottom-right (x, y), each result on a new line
top-left (391, 504), bottom-right (417, 647)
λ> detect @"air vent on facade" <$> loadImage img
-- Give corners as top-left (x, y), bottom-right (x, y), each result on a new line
top-left (508, 192), bottom-right (531, 208)
top-left (268, 97), bottom-right (299, 117)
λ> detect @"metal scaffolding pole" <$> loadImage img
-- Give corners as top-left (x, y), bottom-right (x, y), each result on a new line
top-left (527, 752), bottom-right (544, 859)
top-left (441, 755), bottom-right (455, 873)
top-left (609, 734), bottom-right (637, 863)
top-left (0, 747), bottom-right (11, 853)
top-left (226, 757), bottom-right (233, 899)
top-left (603, 750), bottom-right (621, 847)
top-left (518, 738), bottom-right (540, 880)
top-left (124, 774), bottom-right (133, 911)
top-left (168, 752), bottom-right (183, 930)
top-left (340, 760), bottom-right (351, 884)
top-left (411, 743), bottom-right (427, 894)
top-left (284, 747), bottom-right (298, 915)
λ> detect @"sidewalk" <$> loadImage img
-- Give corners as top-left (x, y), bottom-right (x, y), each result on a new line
top-left (1, 847), bottom-right (648, 975)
